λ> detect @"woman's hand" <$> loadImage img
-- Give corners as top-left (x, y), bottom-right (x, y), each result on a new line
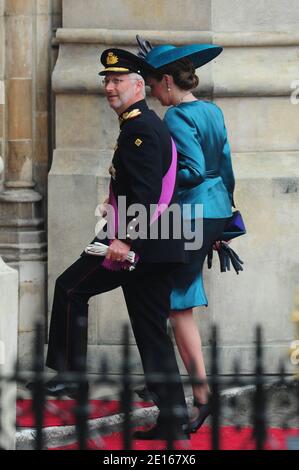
top-left (213, 240), bottom-right (232, 251)
top-left (213, 241), bottom-right (221, 251)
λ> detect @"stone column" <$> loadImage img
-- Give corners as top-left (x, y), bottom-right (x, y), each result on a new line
top-left (0, 257), bottom-right (18, 450)
top-left (0, 0), bottom-right (49, 369)
top-left (0, 152), bottom-right (18, 449)
top-left (4, 0), bottom-right (34, 189)
top-left (0, 0), bottom-right (4, 192)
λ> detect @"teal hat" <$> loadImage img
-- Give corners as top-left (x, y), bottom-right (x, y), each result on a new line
top-left (146, 44), bottom-right (222, 69)
top-left (137, 38), bottom-right (222, 70)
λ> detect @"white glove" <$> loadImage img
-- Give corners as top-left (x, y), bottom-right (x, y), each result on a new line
top-left (84, 242), bottom-right (136, 264)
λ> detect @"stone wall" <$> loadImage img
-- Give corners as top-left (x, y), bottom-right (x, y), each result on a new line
top-left (0, 1), bottom-right (61, 369)
top-left (0, 1), bottom-right (297, 376)
top-left (47, 0), bottom-right (299, 376)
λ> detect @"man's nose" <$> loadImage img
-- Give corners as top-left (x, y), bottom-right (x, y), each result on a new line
top-left (105, 81), bottom-right (114, 91)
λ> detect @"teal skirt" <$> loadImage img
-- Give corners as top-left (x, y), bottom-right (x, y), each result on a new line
top-left (170, 218), bottom-right (229, 310)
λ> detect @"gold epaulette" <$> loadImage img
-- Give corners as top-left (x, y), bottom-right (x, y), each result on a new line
top-left (119, 109), bottom-right (141, 125)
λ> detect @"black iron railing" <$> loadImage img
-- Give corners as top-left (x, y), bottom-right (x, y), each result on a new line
top-left (1, 323), bottom-right (298, 450)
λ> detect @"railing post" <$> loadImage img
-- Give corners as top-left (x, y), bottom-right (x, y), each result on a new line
top-left (253, 325), bottom-right (267, 450)
top-left (211, 324), bottom-right (220, 450)
top-left (32, 322), bottom-right (46, 450)
top-left (74, 318), bottom-right (89, 451)
top-left (121, 324), bottom-right (132, 450)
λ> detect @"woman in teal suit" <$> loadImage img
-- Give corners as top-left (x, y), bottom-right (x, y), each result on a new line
top-left (136, 39), bottom-right (235, 432)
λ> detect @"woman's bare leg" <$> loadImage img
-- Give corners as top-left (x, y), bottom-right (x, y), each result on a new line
top-left (169, 309), bottom-right (210, 404)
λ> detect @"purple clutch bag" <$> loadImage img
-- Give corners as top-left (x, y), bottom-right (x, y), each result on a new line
top-left (207, 210), bottom-right (246, 274)
top-left (221, 210), bottom-right (246, 242)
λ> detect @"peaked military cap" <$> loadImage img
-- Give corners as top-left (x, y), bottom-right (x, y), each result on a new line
top-left (99, 48), bottom-right (154, 79)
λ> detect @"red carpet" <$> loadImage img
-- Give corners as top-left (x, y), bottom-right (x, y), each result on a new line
top-left (17, 399), bottom-right (299, 450)
top-left (50, 426), bottom-right (299, 451)
top-left (16, 399), bottom-right (152, 428)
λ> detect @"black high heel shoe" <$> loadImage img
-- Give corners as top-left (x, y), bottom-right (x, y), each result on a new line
top-left (189, 397), bottom-right (212, 433)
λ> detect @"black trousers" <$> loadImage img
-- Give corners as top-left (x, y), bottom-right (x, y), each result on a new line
top-left (46, 254), bottom-right (188, 426)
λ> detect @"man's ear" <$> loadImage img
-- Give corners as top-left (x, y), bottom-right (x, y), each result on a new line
top-left (136, 79), bottom-right (145, 94)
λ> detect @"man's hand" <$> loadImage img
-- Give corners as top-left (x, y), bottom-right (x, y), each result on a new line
top-left (106, 239), bottom-right (130, 262)
top-left (98, 196), bottom-right (109, 217)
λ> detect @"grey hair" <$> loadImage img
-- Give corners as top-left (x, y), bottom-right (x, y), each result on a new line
top-left (130, 72), bottom-right (146, 98)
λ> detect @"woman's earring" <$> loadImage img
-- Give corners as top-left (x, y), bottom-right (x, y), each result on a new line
top-left (165, 77), bottom-right (171, 92)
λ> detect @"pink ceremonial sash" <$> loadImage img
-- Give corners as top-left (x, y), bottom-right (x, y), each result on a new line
top-left (102, 138), bottom-right (177, 271)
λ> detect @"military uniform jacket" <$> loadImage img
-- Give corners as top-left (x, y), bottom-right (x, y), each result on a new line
top-left (107, 99), bottom-right (185, 264)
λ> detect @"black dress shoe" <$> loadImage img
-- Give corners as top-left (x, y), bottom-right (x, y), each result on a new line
top-left (133, 424), bottom-right (190, 441)
top-left (135, 386), bottom-right (155, 401)
top-left (45, 378), bottom-right (69, 397)
top-left (189, 398), bottom-right (212, 433)
top-left (26, 378), bottom-right (67, 396)
top-left (27, 375), bottom-right (89, 399)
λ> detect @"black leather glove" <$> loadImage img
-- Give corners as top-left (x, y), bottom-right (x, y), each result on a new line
top-left (208, 242), bottom-right (244, 274)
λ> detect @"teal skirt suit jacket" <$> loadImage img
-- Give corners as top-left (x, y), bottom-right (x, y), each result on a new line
top-left (165, 100), bottom-right (235, 309)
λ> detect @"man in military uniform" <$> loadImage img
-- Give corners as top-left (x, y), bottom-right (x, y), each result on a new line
top-left (45, 48), bottom-right (189, 440)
